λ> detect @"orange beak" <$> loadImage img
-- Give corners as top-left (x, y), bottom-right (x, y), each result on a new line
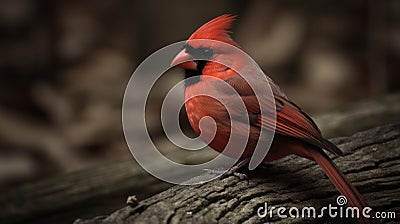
top-left (171, 49), bottom-right (197, 70)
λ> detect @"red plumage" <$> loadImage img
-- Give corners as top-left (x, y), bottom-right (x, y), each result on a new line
top-left (171, 15), bottom-right (374, 223)
top-left (188, 14), bottom-right (239, 48)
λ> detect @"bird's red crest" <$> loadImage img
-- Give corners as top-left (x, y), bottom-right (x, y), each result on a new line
top-left (188, 14), bottom-right (239, 47)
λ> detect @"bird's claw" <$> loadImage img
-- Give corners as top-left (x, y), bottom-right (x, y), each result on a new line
top-left (204, 158), bottom-right (250, 180)
top-left (231, 172), bottom-right (248, 180)
top-left (203, 167), bottom-right (248, 180)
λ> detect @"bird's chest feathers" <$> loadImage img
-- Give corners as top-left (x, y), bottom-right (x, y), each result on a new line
top-left (184, 84), bottom-right (229, 134)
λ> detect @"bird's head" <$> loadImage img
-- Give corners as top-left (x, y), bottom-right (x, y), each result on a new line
top-left (171, 14), bottom-right (240, 82)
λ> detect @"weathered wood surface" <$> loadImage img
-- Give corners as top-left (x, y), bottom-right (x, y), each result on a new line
top-left (0, 160), bottom-right (172, 224)
top-left (0, 94), bottom-right (399, 224)
top-left (74, 124), bottom-right (400, 224)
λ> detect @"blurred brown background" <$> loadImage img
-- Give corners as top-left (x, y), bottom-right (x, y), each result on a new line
top-left (0, 0), bottom-right (399, 192)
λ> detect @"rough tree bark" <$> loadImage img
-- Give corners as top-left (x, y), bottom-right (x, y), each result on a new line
top-left (73, 124), bottom-right (400, 224)
top-left (0, 94), bottom-right (399, 224)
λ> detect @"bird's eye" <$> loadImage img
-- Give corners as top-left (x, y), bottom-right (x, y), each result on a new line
top-left (198, 48), bottom-right (214, 60)
top-left (184, 45), bottom-right (214, 60)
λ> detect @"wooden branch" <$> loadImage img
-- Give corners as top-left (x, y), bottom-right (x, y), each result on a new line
top-left (74, 124), bottom-right (400, 224)
top-left (0, 148), bottom-right (217, 224)
top-left (0, 93), bottom-right (399, 224)
top-left (0, 159), bottom-right (169, 224)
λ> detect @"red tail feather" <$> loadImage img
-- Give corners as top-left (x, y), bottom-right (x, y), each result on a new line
top-left (307, 147), bottom-right (376, 224)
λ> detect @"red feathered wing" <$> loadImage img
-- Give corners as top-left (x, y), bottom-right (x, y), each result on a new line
top-left (222, 73), bottom-right (343, 156)
top-left (259, 94), bottom-right (343, 156)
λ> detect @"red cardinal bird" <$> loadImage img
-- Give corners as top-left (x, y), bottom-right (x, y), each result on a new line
top-left (171, 15), bottom-right (373, 223)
